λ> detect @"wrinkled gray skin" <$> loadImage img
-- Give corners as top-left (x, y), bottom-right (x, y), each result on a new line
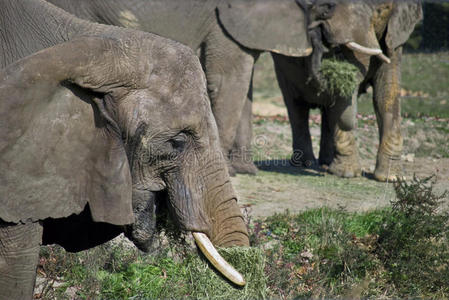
top-left (47, 0), bottom-right (313, 175)
top-left (0, 0), bottom-right (249, 298)
top-left (274, 0), bottom-right (422, 180)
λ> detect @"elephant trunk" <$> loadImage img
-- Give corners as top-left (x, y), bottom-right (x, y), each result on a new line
top-left (209, 181), bottom-right (249, 247)
top-left (165, 159), bottom-right (249, 247)
top-left (307, 25), bottom-right (327, 87)
top-left (164, 155), bottom-right (249, 285)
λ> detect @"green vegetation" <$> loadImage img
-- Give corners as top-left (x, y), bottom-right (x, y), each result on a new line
top-left (254, 51), bottom-right (449, 119)
top-left (252, 53), bottom-right (282, 104)
top-left (37, 241), bottom-right (266, 299)
top-left (319, 58), bottom-right (359, 98)
top-left (358, 51), bottom-right (449, 118)
top-left (250, 176), bottom-right (449, 299)
top-left (37, 176), bottom-right (448, 299)
top-left (95, 247), bottom-right (266, 300)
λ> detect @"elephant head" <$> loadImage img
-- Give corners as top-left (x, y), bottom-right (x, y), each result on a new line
top-left (307, 0), bottom-right (422, 75)
top-left (0, 35), bottom-right (248, 285)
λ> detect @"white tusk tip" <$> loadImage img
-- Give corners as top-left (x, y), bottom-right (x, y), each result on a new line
top-left (192, 232), bottom-right (246, 286)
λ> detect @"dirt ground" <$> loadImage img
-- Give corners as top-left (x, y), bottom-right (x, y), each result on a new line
top-left (233, 101), bottom-right (449, 218)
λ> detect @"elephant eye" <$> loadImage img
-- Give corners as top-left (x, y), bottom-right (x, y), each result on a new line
top-left (169, 132), bottom-right (188, 153)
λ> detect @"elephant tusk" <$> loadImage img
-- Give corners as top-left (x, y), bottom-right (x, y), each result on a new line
top-left (192, 232), bottom-right (246, 286)
top-left (345, 42), bottom-right (391, 64)
top-left (376, 53), bottom-right (391, 64)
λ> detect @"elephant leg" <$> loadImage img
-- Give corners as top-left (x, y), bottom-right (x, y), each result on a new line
top-left (318, 108), bottom-right (334, 167)
top-left (0, 221), bottom-right (43, 300)
top-left (272, 55), bottom-right (316, 167)
top-left (202, 23), bottom-right (256, 175)
top-left (372, 47), bottom-right (403, 182)
top-left (288, 100), bottom-right (316, 167)
top-left (327, 124), bottom-right (362, 178)
top-left (325, 92), bottom-right (362, 178)
top-left (230, 79), bottom-right (258, 175)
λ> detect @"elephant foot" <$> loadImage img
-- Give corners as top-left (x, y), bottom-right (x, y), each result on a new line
top-left (328, 153), bottom-right (362, 178)
top-left (290, 150), bottom-right (317, 168)
top-left (231, 160), bottom-right (258, 175)
top-left (374, 155), bottom-right (403, 182)
top-left (318, 156), bottom-right (333, 169)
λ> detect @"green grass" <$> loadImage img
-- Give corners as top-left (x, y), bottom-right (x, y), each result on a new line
top-left (253, 53), bottom-right (282, 103)
top-left (319, 58), bottom-right (359, 98)
top-left (37, 177), bottom-right (449, 299)
top-left (94, 247), bottom-right (266, 300)
top-left (250, 176), bottom-right (449, 299)
top-left (38, 242), bottom-right (267, 299)
top-left (358, 51), bottom-right (449, 118)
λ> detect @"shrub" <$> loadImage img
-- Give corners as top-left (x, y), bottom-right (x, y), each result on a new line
top-left (375, 175), bottom-right (449, 297)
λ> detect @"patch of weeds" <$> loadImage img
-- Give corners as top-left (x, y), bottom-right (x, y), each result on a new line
top-left (36, 238), bottom-right (140, 299)
top-left (251, 175), bottom-right (449, 299)
top-left (252, 209), bottom-right (384, 299)
top-left (97, 256), bottom-right (187, 299)
top-left (37, 236), bottom-right (266, 299)
top-left (375, 175), bottom-right (449, 297)
top-left (253, 53), bottom-right (282, 102)
top-left (402, 117), bottom-right (449, 158)
top-left (96, 245), bottom-right (266, 299)
top-left (319, 58), bottom-right (359, 98)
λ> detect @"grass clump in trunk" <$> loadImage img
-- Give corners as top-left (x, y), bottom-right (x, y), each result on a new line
top-left (319, 58), bottom-right (359, 98)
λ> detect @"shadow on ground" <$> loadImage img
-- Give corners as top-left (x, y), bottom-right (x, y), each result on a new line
top-left (255, 159), bottom-right (324, 177)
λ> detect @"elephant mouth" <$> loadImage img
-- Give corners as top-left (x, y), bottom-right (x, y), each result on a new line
top-left (311, 21), bottom-right (391, 64)
top-left (127, 189), bottom-right (246, 286)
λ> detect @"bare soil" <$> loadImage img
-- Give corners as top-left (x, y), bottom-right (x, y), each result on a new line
top-left (233, 100), bottom-right (449, 218)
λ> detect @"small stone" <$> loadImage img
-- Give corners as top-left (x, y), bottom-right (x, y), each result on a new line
top-left (300, 250), bottom-right (314, 259)
top-left (401, 153), bottom-right (415, 162)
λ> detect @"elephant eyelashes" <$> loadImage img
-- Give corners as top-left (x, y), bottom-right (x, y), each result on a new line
top-left (169, 134), bottom-right (188, 153)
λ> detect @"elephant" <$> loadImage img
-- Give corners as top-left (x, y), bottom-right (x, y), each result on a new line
top-left (46, 0), bottom-right (315, 175)
top-left (272, 0), bottom-right (422, 181)
top-left (0, 0), bottom-right (249, 298)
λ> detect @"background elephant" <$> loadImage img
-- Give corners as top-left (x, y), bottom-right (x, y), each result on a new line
top-left (47, 0), bottom-right (314, 175)
top-left (0, 0), bottom-right (249, 298)
top-left (273, 0), bottom-right (422, 181)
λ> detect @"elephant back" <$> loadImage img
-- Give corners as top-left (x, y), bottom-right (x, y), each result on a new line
top-left (124, 0), bottom-right (220, 50)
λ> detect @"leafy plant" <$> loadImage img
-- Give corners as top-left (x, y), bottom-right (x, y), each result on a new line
top-left (319, 58), bottom-right (359, 98)
top-left (375, 175), bottom-right (449, 297)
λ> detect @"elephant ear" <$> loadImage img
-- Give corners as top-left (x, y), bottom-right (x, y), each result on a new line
top-left (0, 37), bottom-right (134, 226)
top-left (217, 0), bottom-right (312, 56)
top-left (386, 0), bottom-right (423, 50)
